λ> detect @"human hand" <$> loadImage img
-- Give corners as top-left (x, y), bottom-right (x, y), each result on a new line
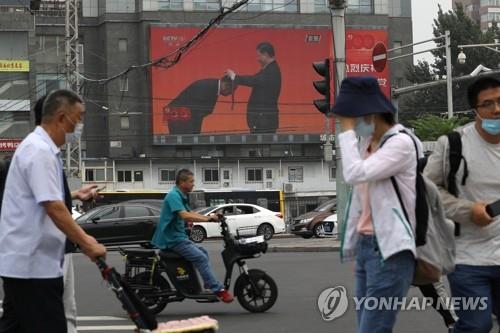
top-left (225, 69), bottom-right (236, 80)
top-left (338, 116), bottom-right (357, 131)
top-left (80, 235), bottom-right (107, 262)
top-left (208, 213), bottom-right (219, 222)
top-left (76, 184), bottom-right (102, 201)
top-left (471, 202), bottom-right (493, 227)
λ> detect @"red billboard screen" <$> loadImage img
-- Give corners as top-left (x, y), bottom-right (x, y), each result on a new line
top-left (150, 26), bottom-right (389, 136)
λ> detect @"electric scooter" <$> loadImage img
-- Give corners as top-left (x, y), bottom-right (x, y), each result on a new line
top-left (119, 215), bottom-right (278, 315)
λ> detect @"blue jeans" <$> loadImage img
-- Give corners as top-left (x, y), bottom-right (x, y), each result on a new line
top-left (448, 264), bottom-right (500, 333)
top-left (355, 235), bottom-right (415, 333)
top-left (171, 240), bottom-right (224, 293)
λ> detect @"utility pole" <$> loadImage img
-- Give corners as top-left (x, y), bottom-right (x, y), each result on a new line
top-left (329, 0), bottom-right (348, 226)
top-left (445, 30), bottom-right (453, 119)
top-left (65, 0), bottom-right (81, 180)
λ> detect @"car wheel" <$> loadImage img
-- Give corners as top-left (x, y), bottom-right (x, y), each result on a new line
top-left (313, 223), bottom-right (325, 238)
top-left (300, 234), bottom-right (313, 239)
top-left (257, 223), bottom-right (274, 241)
top-left (189, 226), bottom-right (206, 243)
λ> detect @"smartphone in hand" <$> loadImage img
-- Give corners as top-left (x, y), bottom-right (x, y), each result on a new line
top-left (486, 199), bottom-right (500, 218)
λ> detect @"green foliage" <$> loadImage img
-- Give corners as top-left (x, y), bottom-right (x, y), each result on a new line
top-left (400, 4), bottom-right (500, 123)
top-left (408, 115), bottom-right (470, 141)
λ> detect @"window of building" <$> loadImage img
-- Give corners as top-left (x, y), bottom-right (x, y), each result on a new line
top-left (117, 170), bottom-right (133, 182)
top-left (82, 0), bottom-right (99, 17)
top-left (120, 116), bottom-right (130, 129)
top-left (35, 35), bottom-right (64, 65)
top-left (36, 74), bottom-right (67, 99)
top-left (288, 167), bottom-right (304, 182)
top-left (329, 166), bottom-right (336, 182)
top-left (314, 0), bottom-right (329, 13)
top-left (106, 0), bottom-right (135, 13)
top-left (346, 0), bottom-right (372, 14)
top-left (392, 40), bottom-right (402, 55)
top-left (374, 0), bottom-right (388, 14)
top-left (85, 168), bottom-right (106, 182)
top-left (159, 169), bottom-right (176, 183)
top-left (193, 0), bottom-right (219, 11)
top-left (119, 77), bottom-right (128, 92)
top-left (203, 168), bottom-right (219, 183)
top-left (246, 168), bottom-right (263, 183)
top-left (159, 0), bottom-right (183, 10)
top-left (134, 171), bottom-right (144, 182)
top-left (244, 0), bottom-right (298, 12)
top-left (118, 38), bottom-right (128, 52)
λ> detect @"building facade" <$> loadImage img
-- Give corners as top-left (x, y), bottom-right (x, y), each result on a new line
top-left (454, 0), bottom-right (500, 31)
top-left (0, 0), bottom-right (413, 217)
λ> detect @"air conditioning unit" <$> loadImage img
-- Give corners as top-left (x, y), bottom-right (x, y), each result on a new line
top-left (266, 181), bottom-right (273, 189)
top-left (223, 181), bottom-right (230, 188)
top-left (284, 183), bottom-right (293, 193)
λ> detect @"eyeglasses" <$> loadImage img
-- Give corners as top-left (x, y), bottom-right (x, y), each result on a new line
top-left (476, 97), bottom-right (500, 112)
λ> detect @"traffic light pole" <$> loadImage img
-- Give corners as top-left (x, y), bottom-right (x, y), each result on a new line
top-left (329, 0), bottom-right (348, 228)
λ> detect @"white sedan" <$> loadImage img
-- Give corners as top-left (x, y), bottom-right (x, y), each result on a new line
top-left (188, 203), bottom-right (285, 243)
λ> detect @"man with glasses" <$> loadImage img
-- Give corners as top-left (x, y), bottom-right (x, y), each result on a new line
top-left (424, 77), bottom-right (500, 333)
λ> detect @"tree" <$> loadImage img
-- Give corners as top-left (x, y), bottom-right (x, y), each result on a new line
top-left (399, 4), bottom-right (500, 126)
top-left (408, 115), bottom-right (469, 141)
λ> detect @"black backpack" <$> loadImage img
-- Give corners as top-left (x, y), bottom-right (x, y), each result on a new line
top-left (380, 131), bottom-right (429, 246)
top-left (445, 131), bottom-right (468, 236)
top-left (0, 158), bottom-right (11, 210)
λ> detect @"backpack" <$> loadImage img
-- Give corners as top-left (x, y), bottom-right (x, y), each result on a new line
top-left (0, 158), bottom-right (11, 210)
top-left (445, 131), bottom-right (468, 236)
top-left (380, 131), bottom-right (456, 285)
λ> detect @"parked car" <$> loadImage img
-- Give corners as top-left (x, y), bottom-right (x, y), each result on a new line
top-left (76, 202), bottom-right (161, 247)
top-left (188, 203), bottom-right (285, 243)
top-left (290, 199), bottom-right (337, 238)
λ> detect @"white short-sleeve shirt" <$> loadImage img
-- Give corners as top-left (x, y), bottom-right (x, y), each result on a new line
top-left (0, 126), bottom-right (66, 278)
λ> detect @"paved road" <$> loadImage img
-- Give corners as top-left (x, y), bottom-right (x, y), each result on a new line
top-left (1, 238), bottom-right (498, 332)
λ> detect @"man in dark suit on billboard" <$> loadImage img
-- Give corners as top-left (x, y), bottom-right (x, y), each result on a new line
top-left (164, 75), bottom-right (236, 135)
top-left (226, 42), bottom-right (281, 134)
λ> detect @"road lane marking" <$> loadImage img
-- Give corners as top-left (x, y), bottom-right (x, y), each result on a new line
top-left (77, 326), bottom-right (136, 331)
top-left (77, 316), bottom-right (128, 321)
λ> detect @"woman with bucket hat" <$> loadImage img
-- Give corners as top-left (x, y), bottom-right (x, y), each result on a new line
top-left (333, 77), bottom-right (422, 332)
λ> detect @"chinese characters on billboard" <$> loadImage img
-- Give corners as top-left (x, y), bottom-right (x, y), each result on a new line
top-left (150, 27), bottom-right (390, 136)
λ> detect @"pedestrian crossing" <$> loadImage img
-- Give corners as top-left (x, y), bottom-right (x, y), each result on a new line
top-left (0, 302), bottom-right (136, 332)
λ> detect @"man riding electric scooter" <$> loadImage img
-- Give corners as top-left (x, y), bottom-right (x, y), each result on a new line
top-left (151, 169), bottom-right (234, 303)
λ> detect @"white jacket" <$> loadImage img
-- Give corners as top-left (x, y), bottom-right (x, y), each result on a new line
top-left (339, 124), bottom-right (423, 262)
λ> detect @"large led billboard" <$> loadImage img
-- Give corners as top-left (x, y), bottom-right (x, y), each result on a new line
top-left (150, 26), bottom-right (389, 137)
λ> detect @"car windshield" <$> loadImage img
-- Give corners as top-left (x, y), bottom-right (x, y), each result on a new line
top-left (313, 200), bottom-right (336, 212)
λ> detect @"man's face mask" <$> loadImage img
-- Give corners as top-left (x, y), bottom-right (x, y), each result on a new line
top-left (477, 113), bottom-right (500, 136)
top-left (354, 117), bottom-right (375, 138)
top-left (64, 114), bottom-right (84, 145)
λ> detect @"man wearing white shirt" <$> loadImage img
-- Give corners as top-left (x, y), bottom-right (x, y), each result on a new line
top-left (0, 89), bottom-right (106, 333)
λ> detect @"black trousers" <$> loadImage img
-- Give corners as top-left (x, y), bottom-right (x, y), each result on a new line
top-left (0, 276), bottom-right (67, 333)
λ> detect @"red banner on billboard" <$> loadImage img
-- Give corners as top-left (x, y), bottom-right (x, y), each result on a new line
top-left (150, 27), bottom-right (390, 136)
top-left (0, 139), bottom-right (21, 151)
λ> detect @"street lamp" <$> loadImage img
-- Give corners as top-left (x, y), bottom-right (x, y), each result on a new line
top-left (457, 49), bottom-right (466, 65)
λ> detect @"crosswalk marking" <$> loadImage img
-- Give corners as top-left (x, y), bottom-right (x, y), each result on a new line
top-left (77, 316), bottom-right (128, 321)
top-left (77, 325), bottom-right (136, 331)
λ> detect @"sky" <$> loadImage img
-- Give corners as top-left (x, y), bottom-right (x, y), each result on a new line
top-left (412, 0), bottom-right (452, 64)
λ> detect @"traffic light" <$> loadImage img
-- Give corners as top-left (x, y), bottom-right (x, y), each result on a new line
top-left (312, 59), bottom-right (331, 115)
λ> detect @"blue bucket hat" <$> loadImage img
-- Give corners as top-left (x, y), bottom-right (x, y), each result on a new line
top-left (331, 77), bottom-right (396, 117)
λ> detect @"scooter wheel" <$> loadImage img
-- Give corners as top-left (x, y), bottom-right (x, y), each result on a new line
top-left (234, 269), bottom-right (278, 313)
top-left (130, 271), bottom-right (170, 315)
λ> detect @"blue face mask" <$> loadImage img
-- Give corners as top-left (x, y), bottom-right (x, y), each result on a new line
top-left (477, 114), bottom-right (500, 136)
top-left (354, 119), bottom-right (375, 138)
